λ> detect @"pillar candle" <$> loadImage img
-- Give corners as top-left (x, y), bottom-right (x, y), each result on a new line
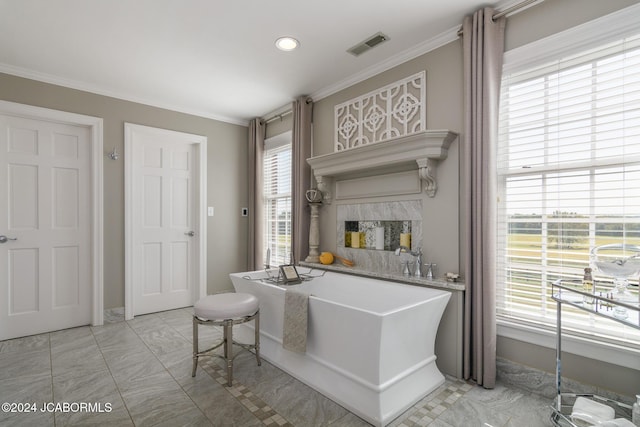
top-left (351, 232), bottom-right (360, 248)
top-left (375, 227), bottom-right (384, 250)
top-left (400, 233), bottom-right (411, 248)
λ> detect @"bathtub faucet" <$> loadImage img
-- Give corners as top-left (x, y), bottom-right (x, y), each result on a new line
top-left (395, 246), bottom-right (423, 278)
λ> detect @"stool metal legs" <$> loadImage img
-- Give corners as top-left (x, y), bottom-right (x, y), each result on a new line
top-left (254, 311), bottom-right (261, 367)
top-left (191, 310), bottom-right (261, 387)
top-left (192, 316), bottom-right (199, 377)
top-left (224, 320), bottom-right (233, 386)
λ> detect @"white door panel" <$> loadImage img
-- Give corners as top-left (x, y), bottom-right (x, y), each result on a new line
top-left (0, 114), bottom-right (91, 340)
top-left (8, 248), bottom-right (39, 314)
top-left (126, 124), bottom-right (205, 317)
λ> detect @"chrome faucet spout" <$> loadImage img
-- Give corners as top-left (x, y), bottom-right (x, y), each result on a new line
top-left (395, 246), bottom-right (410, 256)
top-left (395, 246), bottom-right (421, 257)
top-left (414, 252), bottom-right (423, 278)
top-left (395, 246), bottom-right (424, 277)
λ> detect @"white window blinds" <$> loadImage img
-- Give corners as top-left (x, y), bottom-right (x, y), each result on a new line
top-left (497, 32), bottom-right (640, 345)
top-left (263, 138), bottom-right (292, 266)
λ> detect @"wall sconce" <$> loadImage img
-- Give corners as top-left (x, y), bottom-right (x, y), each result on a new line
top-left (107, 147), bottom-right (119, 160)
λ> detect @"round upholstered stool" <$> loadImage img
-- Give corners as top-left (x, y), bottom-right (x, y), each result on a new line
top-left (192, 293), bottom-right (261, 386)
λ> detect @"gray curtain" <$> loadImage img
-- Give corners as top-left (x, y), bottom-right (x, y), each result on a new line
top-left (248, 118), bottom-right (265, 270)
top-left (462, 7), bottom-right (505, 388)
top-left (291, 96), bottom-right (313, 264)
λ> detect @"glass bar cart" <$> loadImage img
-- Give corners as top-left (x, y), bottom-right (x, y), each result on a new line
top-left (550, 279), bottom-right (639, 426)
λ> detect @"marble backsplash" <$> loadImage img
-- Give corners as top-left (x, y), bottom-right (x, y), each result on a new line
top-left (337, 200), bottom-right (424, 275)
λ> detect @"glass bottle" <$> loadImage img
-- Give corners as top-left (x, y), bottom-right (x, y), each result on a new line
top-left (582, 267), bottom-right (594, 304)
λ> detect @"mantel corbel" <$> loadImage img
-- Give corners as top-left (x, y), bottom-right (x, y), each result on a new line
top-left (416, 158), bottom-right (438, 197)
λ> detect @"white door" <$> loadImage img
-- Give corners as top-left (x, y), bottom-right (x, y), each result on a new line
top-left (126, 124), bottom-right (206, 317)
top-left (0, 114), bottom-right (91, 340)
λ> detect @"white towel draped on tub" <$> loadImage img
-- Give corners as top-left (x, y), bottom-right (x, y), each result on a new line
top-left (283, 288), bottom-right (310, 353)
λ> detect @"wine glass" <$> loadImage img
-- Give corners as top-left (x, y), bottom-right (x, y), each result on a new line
top-left (591, 244), bottom-right (640, 318)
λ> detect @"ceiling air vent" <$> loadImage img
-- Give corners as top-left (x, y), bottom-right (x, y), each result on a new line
top-left (347, 32), bottom-right (390, 56)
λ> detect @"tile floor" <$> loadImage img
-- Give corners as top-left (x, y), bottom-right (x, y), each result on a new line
top-left (0, 308), bottom-right (552, 426)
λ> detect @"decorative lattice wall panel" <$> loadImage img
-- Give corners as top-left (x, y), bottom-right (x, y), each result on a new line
top-left (334, 71), bottom-right (426, 152)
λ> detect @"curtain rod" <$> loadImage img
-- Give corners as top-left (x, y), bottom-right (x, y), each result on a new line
top-left (263, 97), bottom-right (313, 124)
top-left (457, 0), bottom-right (544, 36)
top-left (265, 109), bottom-right (292, 124)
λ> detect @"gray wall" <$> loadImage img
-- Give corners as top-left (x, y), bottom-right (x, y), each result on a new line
top-left (0, 73), bottom-right (249, 309)
top-left (310, 0), bottom-right (640, 396)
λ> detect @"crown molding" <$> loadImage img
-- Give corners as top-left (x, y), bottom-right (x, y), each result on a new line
top-left (0, 0), bottom-right (545, 126)
top-left (0, 7), bottom-right (498, 125)
top-left (0, 63), bottom-right (249, 127)
top-left (309, 0), bottom-right (546, 103)
top-left (263, 25), bottom-right (463, 116)
top-left (310, 26), bottom-right (460, 102)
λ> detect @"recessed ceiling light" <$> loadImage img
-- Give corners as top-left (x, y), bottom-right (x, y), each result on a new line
top-left (275, 36), bottom-right (299, 51)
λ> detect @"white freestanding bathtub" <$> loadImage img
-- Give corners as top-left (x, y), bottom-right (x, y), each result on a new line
top-left (229, 269), bottom-right (451, 427)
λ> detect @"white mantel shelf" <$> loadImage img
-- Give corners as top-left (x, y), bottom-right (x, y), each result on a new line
top-left (307, 130), bottom-right (458, 202)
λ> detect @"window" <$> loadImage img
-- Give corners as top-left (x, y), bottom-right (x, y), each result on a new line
top-left (497, 31), bottom-right (640, 347)
top-left (263, 134), bottom-right (292, 266)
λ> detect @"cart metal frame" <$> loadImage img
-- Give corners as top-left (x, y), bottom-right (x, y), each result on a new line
top-left (550, 279), bottom-right (638, 426)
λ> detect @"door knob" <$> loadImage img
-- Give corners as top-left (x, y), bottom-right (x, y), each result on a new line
top-left (0, 235), bottom-right (18, 244)
top-left (185, 231), bottom-right (195, 237)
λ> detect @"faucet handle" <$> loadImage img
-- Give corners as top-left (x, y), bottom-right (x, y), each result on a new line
top-left (402, 261), bottom-right (413, 276)
top-left (424, 263), bottom-right (437, 280)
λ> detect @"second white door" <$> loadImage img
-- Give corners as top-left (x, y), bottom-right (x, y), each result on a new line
top-left (126, 124), bottom-right (205, 317)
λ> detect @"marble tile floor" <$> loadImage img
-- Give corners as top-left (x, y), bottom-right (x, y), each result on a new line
top-left (0, 308), bottom-right (552, 427)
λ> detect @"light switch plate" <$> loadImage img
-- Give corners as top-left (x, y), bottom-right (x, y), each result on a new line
top-left (208, 207), bottom-right (214, 217)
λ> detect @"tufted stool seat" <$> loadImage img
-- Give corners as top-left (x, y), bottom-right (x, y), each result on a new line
top-left (192, 293), bottom-right (261, 386)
